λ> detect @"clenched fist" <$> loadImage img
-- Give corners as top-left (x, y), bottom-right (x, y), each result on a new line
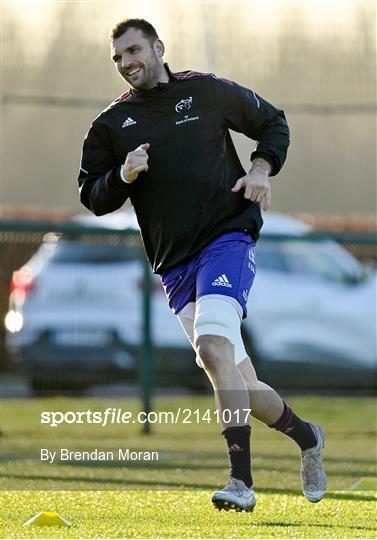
top-left (122, 143), bottom-right (150, 183)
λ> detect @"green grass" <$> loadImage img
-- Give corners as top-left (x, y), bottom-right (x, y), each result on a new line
top-left (1, 395), bottom-right (376, 538)
top-left (1, 490), bottom-right (376, 539)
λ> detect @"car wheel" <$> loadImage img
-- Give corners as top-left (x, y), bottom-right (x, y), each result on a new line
top-left (186, 376), bottom-right (212, 393)
top-left (30, 378), bottom-right (88, 397)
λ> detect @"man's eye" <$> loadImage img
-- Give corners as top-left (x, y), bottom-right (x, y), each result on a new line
top-left (113, 56), bottom-right (120, 62)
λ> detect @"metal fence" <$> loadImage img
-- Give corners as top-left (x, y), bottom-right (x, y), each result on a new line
top-left (1, 220), bottom-right (376, 399)
top-left (0, 222), bottom-right (156, 428)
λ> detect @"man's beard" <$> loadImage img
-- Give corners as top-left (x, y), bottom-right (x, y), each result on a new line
top-left (123, 53), bottom-right (161, 90)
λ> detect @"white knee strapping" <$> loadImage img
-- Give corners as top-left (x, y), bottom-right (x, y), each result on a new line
top-left (194, 294), bottom-right (241, 342)
top-left (193, 294), bottom-right (247, 367)
top-left (177, 294), bottom-right (247, 368)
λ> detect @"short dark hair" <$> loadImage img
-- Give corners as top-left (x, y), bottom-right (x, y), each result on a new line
top-left (110, 18), bottom-right (159, 44)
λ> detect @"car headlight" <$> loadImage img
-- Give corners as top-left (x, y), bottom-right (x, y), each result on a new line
top-left (4, 311), bottom-right (24, 333)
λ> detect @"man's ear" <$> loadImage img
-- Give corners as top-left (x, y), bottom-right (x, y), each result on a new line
top-left (154, 39), bottom-right (165, 58)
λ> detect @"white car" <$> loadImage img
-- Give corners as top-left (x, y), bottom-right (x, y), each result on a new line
top-left (249, 215), bottom-right (376, 389)
top-left (5, 212), bottom-right (376, 394)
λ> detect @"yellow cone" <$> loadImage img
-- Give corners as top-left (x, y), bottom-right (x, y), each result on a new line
top-left (23, 511), bottom-right (72, 527)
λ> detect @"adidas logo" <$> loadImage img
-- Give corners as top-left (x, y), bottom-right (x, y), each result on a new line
top-left (212, 274), bottom-right (232, 288)
top-left (122, 117), bottom-right (137, 128)
top-left (229, 443), bottom-right (243, 452)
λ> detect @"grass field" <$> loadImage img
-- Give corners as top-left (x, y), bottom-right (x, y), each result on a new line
top-left (1, 395), bottom-right (376, 538)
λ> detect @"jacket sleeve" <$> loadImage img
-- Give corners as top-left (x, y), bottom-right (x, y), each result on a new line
top-left (78, 119), bottom-right (135, 215)
top-left (212, 76), bottom-right (290, 176)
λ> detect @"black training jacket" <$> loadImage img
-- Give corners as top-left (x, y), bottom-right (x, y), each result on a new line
top-left (78, 66), bottom-right (290, 274)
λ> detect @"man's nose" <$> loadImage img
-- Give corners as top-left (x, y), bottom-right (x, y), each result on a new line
top-left (122, 57), bottom-right (133, 70)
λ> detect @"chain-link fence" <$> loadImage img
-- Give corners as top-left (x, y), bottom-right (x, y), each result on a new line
top-left (1, 219), bottom-right (376, 396)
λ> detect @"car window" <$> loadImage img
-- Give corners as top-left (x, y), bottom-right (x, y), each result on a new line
top-left (255, 241), bottom-right (290, 272)
top-left (50, 241), bottom-right (140, 263)
top-left (281, 240), bottom-right (364, 282)
top-left (257, 238), bottom-right (364, 283)
top-left (317, 240), bottom-right (364, 278)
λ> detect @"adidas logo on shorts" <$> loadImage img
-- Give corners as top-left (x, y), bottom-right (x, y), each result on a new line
top-left (212, 274), bottom-right (232, 288)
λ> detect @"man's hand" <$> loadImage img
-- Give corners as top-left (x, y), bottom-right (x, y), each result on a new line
top-left (122, 143), bottom-right (150, 183)
top-left (231, 158), bottom-right (272, 211)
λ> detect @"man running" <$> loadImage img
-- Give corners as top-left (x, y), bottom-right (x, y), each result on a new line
top-left (78, 18), bottom-right (326, 512)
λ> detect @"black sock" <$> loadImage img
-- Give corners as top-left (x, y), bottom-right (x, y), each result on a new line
top-left (222, 425), bottom-right (253, 488)
top-left (268, 402), bottom-right (317, 451)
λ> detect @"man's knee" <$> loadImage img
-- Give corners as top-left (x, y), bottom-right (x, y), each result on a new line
top-left (195, 334), bottom-right (232, 372)
top-left (193, 294), bottom-right (243, 369)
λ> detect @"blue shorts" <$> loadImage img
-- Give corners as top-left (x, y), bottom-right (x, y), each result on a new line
top-left (161, 231), bottom-right (256, 318)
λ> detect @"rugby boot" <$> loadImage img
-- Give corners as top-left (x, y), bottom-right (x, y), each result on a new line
top-left (212, 477), bottom-right (256, 512)
top-left (301, 423), bottom-right (327, 502)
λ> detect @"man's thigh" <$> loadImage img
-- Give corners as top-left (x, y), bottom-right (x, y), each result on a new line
top-left (196, 231), bottom-right (256, 318)
top-left (161, 258), bottom-right (197, 314)
top-left (162, 231), bottom-right (256, 365)
top-left (161, 231), bottom-right (256, 317)
top-left (177, 298), bottom-right (248, 367)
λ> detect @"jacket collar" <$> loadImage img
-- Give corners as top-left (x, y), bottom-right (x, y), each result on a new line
top-left (130, 63), bottom-right (176, 96)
